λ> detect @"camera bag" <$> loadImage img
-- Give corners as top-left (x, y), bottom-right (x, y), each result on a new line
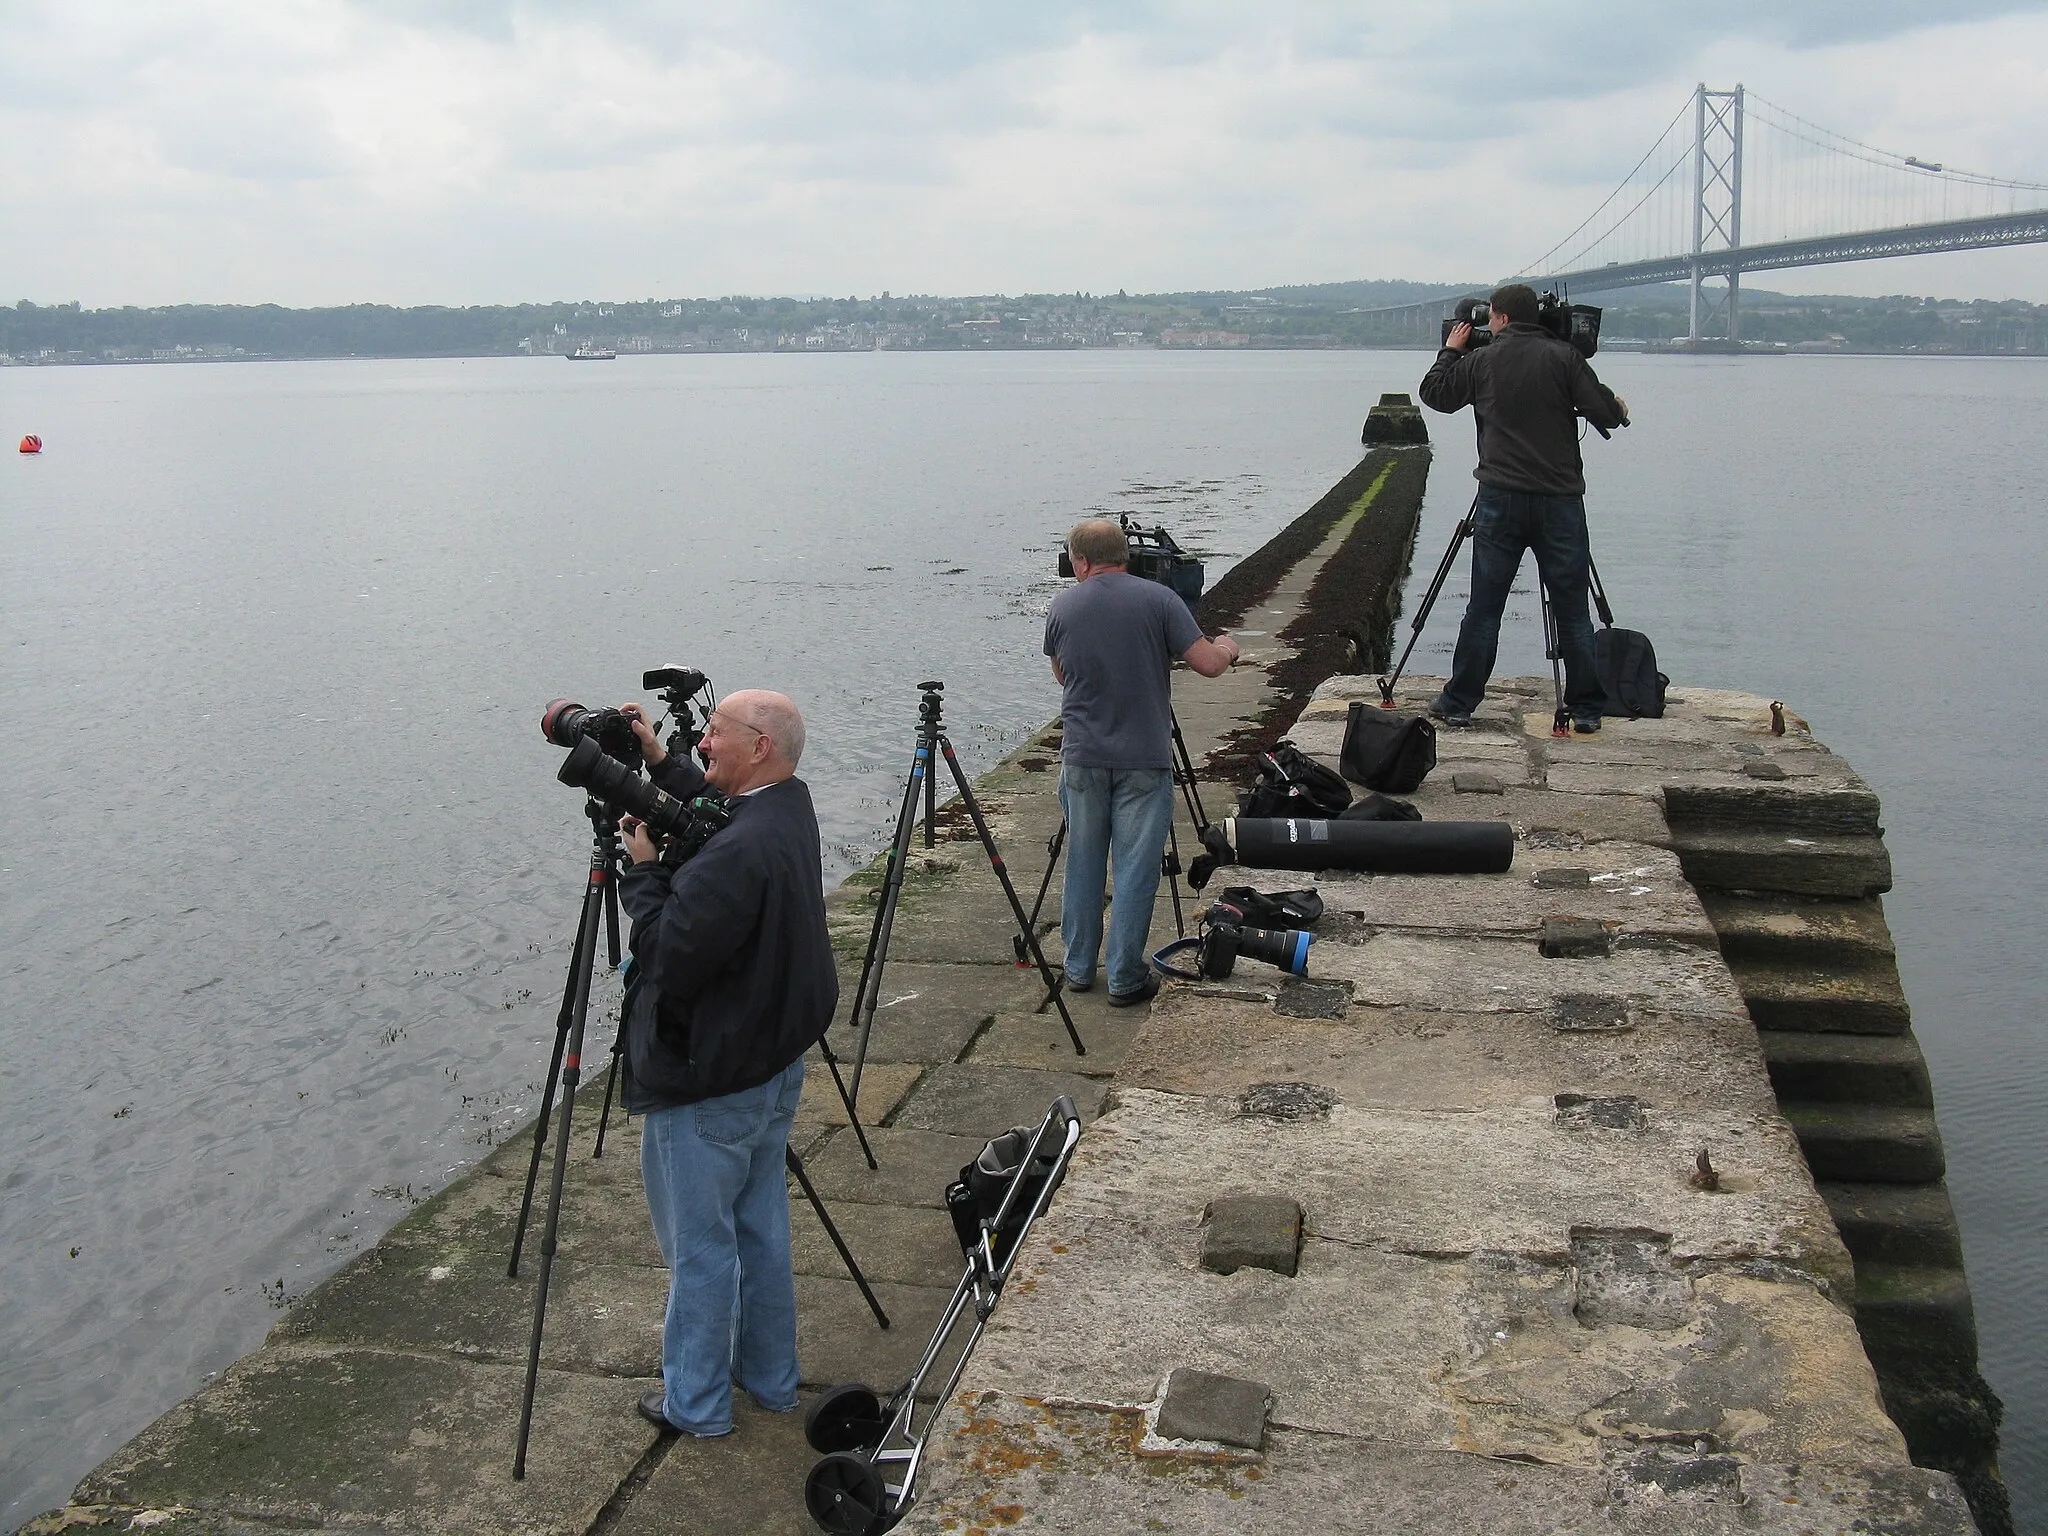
top-left (1238, 740), bottom-right (1352, 819)
top-left (1340, 703), bottom-right (1438, 793)
top-left (1212, 884), bottom-right (1324, 929)
top-left (1594, 626), bottom-right (1670, 719)
top-left (1340, 792), bottom-right (1422, 823)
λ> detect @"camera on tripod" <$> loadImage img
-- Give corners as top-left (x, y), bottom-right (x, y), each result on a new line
top-left (1056, 513), bottom-right (1206, 609)
top-left (539, 665), bottom-right (728, 864)
top-left (1442, 289), bottom-right (1603, 359)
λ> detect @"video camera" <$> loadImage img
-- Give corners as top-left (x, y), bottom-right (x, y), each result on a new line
top-left (1442, 289), bottom-right (1603, 359)
top-left (1056, 513), bottom-right (1205, 610)
top-left (540, 665), bottom-right (728, 865)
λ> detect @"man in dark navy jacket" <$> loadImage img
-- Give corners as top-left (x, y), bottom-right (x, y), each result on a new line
top-left (615, 689), bottom-right (835, 1438)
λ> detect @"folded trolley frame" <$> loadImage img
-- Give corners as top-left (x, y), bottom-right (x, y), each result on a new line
top-left (801, 1096), bottom-right (1084, 1535)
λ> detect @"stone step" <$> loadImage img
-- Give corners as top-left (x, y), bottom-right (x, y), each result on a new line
top-left (1697, 890), bottom-right (1897, 965)
top-left (1726, 954), bottom-right (1912, 1035)
top-left (1849, 1261), bottom-right (1981, 1374)
top-left (1762, 1031), bottom-right (1933, 1106)
top-left (1663, 782), bottom-right (1882, 836)
top-left (1669, 826), bottom-right (1893, 898)
top-left (1819, 1181), bottom-right (1966, 1268)
top-left (1781, 1102), bottom-right (1946, 1183)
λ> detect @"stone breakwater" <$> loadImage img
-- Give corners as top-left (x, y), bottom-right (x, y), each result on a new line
top-left (24, 439), bottom-right (2002, 1534)
top-left (21, 451), bottom-right (1429, 1535)
top-left (898, 675), bottom-right (2001, 1535)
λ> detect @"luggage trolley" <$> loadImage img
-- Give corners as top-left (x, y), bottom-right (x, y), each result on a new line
top-left (802, 1096), bottom-right (1084, 1535)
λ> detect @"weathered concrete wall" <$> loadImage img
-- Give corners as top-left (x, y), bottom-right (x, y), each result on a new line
top-left (900, 679), bottom-right (1984, 1535)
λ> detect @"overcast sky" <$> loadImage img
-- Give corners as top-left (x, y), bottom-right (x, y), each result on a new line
top-left (5, 1), bottom-right (2047, 307)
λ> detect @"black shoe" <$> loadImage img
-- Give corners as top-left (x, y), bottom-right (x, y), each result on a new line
top-left (1108, 974), bottom-right (1161, 1008)
top-left (1427, 698), bottom-right (1472, 727)
top-left (638, 1391), bottom-right (681, 1432)
top-left (1571, 716), bottom-right (1602, 735)
top-left (1064, 976), bottom-right (1093, 993)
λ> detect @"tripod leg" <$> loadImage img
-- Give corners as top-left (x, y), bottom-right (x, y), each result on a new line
top-left (510, 883), bottom-right (593, 1278)
top-left (788, 1148), bottom-right (889, 1329)
top-left (843, 743), bottom-right (927, 1106)
top-left (848, 743), bottom-right (929, 1106)
top-left (1162, 822), bottom-right (1187, 939)
top-left (1380, 495), bottom-right (1478, 705)
top-left (817, 1034), bottom-right (877, 1170)
top-left (1168, 708), bottom-right (1210, 833)
top-left (513, 860), bottom-right (608, 1478)
top-left (593, 882), bottom-right (625, 1160)
top-left (1541, 579), bottom-right (1569, 738)
top-left (936, 736), bottom-right (1087, 1057)
top-left (922, 739), bottom-right (937, 850)
top-left (1014, 819), bottom-right (1066, 967)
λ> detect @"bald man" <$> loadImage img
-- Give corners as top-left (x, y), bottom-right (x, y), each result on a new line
top-left (616, 689), bottom-right (836, 1438)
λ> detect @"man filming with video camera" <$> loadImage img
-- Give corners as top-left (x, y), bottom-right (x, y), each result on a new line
top-left (611, 689), bottom-right (834, 1439)
top-left (1418, 282), bottom-right (1630, 732)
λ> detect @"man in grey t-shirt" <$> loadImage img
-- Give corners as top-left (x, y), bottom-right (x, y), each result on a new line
top-left (1043, 519), bottom-right (1240, 1005)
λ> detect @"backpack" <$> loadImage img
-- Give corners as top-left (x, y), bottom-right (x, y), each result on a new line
top-left (1594, 626), bottom-right (1669, 719)
top-left (1238, 741), bottom-right (1352, 819)
top-left (1340, 703), bottom-right (1437, 794)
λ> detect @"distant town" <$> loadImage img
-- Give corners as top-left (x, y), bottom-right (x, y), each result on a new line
top-left (5, 280), bottom-right (2045, 363)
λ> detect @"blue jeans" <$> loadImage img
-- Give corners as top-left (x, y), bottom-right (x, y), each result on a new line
top-left (1438, 486), bottom-right (1604, 722)
top-left (1059, 765), bottom-right (1174, 996)
top-left (638, 1056), bottom-right (805, 1434)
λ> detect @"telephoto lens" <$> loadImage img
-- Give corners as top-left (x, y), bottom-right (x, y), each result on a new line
top-left (1150, 921), bottom-right (1313, 982)
top-left (555, 736), bottom-right (695, 837)
top-left (540, 699), bottom-right (643, 766)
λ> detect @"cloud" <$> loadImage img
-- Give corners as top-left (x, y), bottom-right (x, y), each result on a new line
top-left (2, 0), bottom-right (2045, 303)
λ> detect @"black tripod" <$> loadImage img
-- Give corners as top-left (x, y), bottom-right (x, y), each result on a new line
top-left (1016, 706), bottom-right (1212, 987)
top-left (508, 798), bottom-right (890, 1481)
top-left (1376, 491), bottom-right (1618, 738)
top-left (843, 682), bottom-right (1086, 1109)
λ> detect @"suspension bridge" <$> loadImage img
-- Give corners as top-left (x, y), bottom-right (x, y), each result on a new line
top-left (1377, 84), bottom-right (2048, 344)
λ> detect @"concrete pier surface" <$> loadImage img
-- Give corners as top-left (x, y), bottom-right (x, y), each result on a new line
top-left (25, 440), bottom-right (1997, 1532)
top-left (901, 678), bottom-right (1983, 1534)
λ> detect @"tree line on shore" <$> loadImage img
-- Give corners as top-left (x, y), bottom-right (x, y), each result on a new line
top-left (6, 283), bottom-right (2043, 360)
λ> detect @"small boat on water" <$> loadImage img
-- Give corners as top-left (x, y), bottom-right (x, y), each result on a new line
top-left (566, 345), bottom-right (617, 361)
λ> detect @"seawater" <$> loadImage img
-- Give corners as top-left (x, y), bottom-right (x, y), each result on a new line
top-left (1, 350), bottom-right (2042, 1527)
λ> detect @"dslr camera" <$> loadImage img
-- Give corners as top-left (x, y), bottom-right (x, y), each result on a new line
top-left (540, 665), bottom-right (729, 865)
top-left (1442, 290), bottom-right (1603, 359)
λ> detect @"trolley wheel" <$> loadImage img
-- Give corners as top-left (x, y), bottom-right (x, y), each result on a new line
top-left (805, 1383), bottom-right (887, 1454)
top-left (804, 1451), bottom-right (889, 1536)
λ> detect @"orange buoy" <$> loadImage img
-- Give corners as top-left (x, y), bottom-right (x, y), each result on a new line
top-left (18, 434), bottom-right (42, 454)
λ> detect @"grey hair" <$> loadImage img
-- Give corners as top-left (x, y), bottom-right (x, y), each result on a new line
top-left (737, 691), bottom-right (806, 769)
top-left (1067, 518), bottom-right (1129, 567)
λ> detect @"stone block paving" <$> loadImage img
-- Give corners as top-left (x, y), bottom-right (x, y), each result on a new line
top-left (899, 677), bottom-right (1978, 1535)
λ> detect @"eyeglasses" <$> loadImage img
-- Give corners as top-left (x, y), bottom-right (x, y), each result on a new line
top-left (707, 710), bottom-right (765, 744)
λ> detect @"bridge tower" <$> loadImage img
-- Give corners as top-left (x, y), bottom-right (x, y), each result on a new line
top-left (1690, 84), bottom-right (1744, 345)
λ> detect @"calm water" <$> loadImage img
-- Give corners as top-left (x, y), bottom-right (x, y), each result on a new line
top-left (2, 351), bottom-right (2043, 1526)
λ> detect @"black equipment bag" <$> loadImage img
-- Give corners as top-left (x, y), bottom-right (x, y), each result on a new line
top-left (1340, 792), bottom-right (1422, 823)
top-left (1586, 559), bottom-right (1668, 719)
top-left (1239, 740), bottom-right (1352, 819)
top-left (945, 1125), bottom-right (1065, 1267)
top-left (1340, 703), bottom-right (1437, 793)
top-left (1211, 884), bottom-right (1324, 929)
top-left (1594, 627), bottom-right (1669, 719)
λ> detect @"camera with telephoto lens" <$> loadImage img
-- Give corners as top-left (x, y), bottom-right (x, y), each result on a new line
top-left (541, 699), bottom-right (642, 767)
top-left (553, 735), bottom-right (731, 864)
top-left (1442, 290), bottom-right (1603, 359)
top-left (1150, 916), bottom-right (1313, 981)
top-left (1056, 513), bottom-right (1205, 609)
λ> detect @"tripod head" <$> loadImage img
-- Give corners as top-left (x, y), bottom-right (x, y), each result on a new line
top-left (917, 680), bottom-right (946, 734)
top-left (643, 664), bottom-right (713, 763)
